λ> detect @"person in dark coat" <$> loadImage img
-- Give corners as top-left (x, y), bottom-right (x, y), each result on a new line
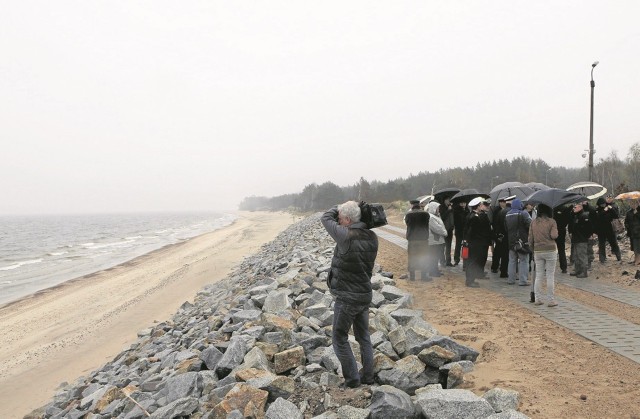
top-left (505, 198), bottom-right (532, 286)
top-left (570, 202), bottom-right (593, 278)
top-left (595, 196), bottom-right (622, 263)
top-left (463, 197), bottom-right (492, 287)
top-left (453, 201), bottom-right (469, 266)
top-left (439, 197), bottom-right (455, 267)
top-left (554, 205), bottom-right (572, 273)
top-left (624, 199), bottom-right (640, 265)
top-left (583, 200), bottom-right (597, 269)
top-left (490, 196), bottom-right (513, 278)
top-left (404, 199), bottom-right (430, 280)
top-left (321, 201), bottom-right (378, 388)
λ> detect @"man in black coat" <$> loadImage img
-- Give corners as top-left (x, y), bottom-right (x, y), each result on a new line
top-left (490, 196), bottom-right (513, 278)
top-left (404, 199), bottom-right (430, 280)
top-left (439, 197), bottom-right (455, 267)
top-left (554, 205), bottom-right (572, 274)
top-left (595, 197), bottom-right (622, 262)
top-left (321, 201), bottom-right (378, 388)
top-left (570, 202), bottom-right (593, 278)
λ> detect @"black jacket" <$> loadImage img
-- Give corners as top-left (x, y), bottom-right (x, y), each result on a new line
top-left (453, 205), bottom-right (469, 236)
top-left (571, 208), bottom-right (593, 243)
top-left (625, 208), bottom-right (640, 238)
top-left (405, 208), bottom-right (430, 241)
top-left (464, 211), bottom-right (493, 246)
top-left (321, 208), bottom-right (378, 305)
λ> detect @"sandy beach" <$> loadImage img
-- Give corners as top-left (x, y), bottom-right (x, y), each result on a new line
top-left (0, 211), bottom-right (296, 418)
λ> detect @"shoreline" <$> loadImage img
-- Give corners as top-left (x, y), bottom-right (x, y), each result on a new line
top-left (0, 211), bottom-right (297, 418)
top-left (0, 213), bottom-right (237, 309)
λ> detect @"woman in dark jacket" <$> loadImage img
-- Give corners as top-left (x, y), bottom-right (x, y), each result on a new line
top-left (625, 199), bottom-right (640, 265)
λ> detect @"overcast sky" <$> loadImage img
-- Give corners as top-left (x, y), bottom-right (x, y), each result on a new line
top-left (2, 1), bottom-right (639, 214)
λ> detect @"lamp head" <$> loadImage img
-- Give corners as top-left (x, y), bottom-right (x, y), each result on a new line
top-left (592, 61), bottom-right (599, 67)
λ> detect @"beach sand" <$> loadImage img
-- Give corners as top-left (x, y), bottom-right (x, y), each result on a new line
top-left (0, 211), bottom-right (297, 418)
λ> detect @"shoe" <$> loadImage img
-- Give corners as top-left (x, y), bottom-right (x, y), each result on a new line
top-left (569, 272), bottom-right (578, 276)
top-left (561, 269), bottom-right (567, 274)
top-left (466, 282), bottom-right (480, 288)
top-left (500, 273), bottom-right (509, 278)
top-left (453, 261), bottom-right (460, 266)
top-left (518, 282), bottom-right (531, 286)
top-left (535, 300), bottom-right (544, 305)
top-left (343, 379), bottom-right (361, 388)
top-left (507, 281), bottom-right (515, 285)
top-left (547, 301), bottom-right (558, 307)
top-left (491, 269), bottom-right (499, 273)
top-left (446, 263), bottom-right (454, 267)
top-left (576, 274), bottom-right (588, 278)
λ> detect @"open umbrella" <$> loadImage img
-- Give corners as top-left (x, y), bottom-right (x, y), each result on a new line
top-left (525, 182), bottom-right (551, 191)
top-left (433, 187), bottom-right (461, 203)
top-left (524, 188), bottom-right (585, 209)
top-left (566, 181), bottom-right (607, 200)
top-left (417, 195), bottom-right (434, 205)
top-left (615, 191), bottom-right (640, 200)
top-left (450, 188), bottom-right (490, 204)
top-left (489, 181), bottom-right (535, 203)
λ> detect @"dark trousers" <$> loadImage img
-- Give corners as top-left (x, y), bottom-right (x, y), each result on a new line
top-left (490, 239), bottom-right (508, 275)
top-left (598, 231), bottom-right (622, 262)
top-left (332, 300), bottom-right (374, 386)
top-left (466, 242), bottom-right (488, 284)
top-left (574, 242), bottom-right (588, 276)
top-left (453, 232), bottom-right (463, 264)
top-left (555, 234), bottom-right (567, 272)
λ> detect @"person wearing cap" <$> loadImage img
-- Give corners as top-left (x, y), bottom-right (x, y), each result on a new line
top-left (321, 201), bottom-right (378, 388)
top-left (463, 197), bottom-right (492, 287)
top-left (404, 199), bottom-right (430, 281)
top-left (490, 196), bottom-right (514, 278)
top-left (569, 201), bottom-right (593, 278)
top-left (505, 198), bottom-right (532, 286)
top-left (595, 196), bottom-right (622, 263)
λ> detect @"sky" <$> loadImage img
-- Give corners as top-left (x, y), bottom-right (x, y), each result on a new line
top-left (2, 1), bottom-right (639, 214)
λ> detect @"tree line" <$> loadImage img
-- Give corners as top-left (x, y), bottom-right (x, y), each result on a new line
top-left (239, 144), bottom-right (640, 212)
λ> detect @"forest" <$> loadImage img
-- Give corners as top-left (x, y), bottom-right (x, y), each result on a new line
top-left (239, 143), bottom-right (640, 212)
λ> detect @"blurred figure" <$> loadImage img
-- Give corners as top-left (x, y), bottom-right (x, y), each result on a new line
top-left (529, 204), bottom-right (559, 307)
top-left (490, 196), bottom-right (513, 278)
top-left (570, 202), bottom-right (593, 278)
top-left (624, 200), bottom-right (640, 265)
top-left (426, 201), bottom-right (448, 277)
top-left (595, 197), bottom-right (622, 263)
top-left (554, 205), bottom-right (572, 274)
top-left (463, 197), bottom-right (492, 287)
top-left (439, 197), bottom-right (455, 267)
top-left (453, 201), bottom-right (469, 266)
top-left (505, 199), bottom-right (532, 286)
top-left (404, 199), bottom-right (430, 281)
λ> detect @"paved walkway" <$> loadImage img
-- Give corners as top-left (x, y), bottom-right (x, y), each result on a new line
top-left (376, 225), bottom-right (640, 364)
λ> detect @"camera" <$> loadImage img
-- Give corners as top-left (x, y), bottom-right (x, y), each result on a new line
top-left (359, 201), bottom-right (388, 229)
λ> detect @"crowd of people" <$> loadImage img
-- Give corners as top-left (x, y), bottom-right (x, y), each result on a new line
top-left (404, 193), bottom-right (640, 307)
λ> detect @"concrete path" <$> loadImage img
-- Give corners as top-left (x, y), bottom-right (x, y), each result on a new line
top-left (375, 225), bottom-right (640, 364)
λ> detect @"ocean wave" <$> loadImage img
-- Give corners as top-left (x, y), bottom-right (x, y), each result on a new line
top-left (84, 240), bottom-right (135, 250)
top-left (0, 280), bottom-right (12, 285)
top-left (0, 259), bottom-right (44, 271)
top-left (48, 251), bottom-right (69, 256)
top-left (125, 235), bottom-right (143, 240)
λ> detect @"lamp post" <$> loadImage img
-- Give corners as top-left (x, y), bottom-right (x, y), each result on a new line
top-left (589, 61), bottom-right (599, 181)
top-left (545, 168), bottom-right (552, 185)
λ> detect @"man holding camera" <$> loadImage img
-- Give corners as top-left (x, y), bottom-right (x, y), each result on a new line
top-left (321, 201), bottom-right (378, 388)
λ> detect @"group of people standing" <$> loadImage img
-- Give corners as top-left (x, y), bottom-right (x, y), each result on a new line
top-left (404, 193), bottom-right (635, 307)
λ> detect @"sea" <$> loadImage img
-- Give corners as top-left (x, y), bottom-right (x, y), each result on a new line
top-left (0, 212), bottom-right (236, 307)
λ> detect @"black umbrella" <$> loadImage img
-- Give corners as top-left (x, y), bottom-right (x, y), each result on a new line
top-left (525, 182), bottom-right (551, 191)
top-left (524, 188), bottom-right (585, 209)
top-left (489, 181), bottom-right (535, 203)
top-left (433, 187), bottom-right (461, 204)
top-left (450, 188), bottom-right (490, 204)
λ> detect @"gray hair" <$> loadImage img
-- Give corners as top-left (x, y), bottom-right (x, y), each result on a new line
top-left (338, 201), bottom-right (361, 223)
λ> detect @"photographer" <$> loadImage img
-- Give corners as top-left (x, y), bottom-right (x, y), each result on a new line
top-left (321, 201), bottom-right (378, 388)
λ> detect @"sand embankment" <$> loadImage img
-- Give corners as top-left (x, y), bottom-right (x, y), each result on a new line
top-left (0, 211), bottom-right (297, 418)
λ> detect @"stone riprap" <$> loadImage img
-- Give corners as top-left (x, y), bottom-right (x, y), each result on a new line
top-left (27, 214), bottom-right (528, 419)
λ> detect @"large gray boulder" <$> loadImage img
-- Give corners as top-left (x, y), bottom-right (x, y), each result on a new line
top-left (150, 397), bottom-right (198, 418)
top-left (368, 385), bottom-right (417, 419)
top-left (409, 335), bottom-right (479, 361)
top-left (265, 397), bottom-right (303, 419)
top-left (162, 372), bottom-right (202, 404)
top-left (415, 388), bottom-right (495, 419)
top-left (483, 388), bottom-right (521, 413)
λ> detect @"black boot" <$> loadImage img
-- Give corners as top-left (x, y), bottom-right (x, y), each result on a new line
top-left (530, 291), bottom-right (536, 303)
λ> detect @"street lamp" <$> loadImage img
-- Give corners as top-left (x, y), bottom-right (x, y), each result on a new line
top-left (588, 60), bottom-right (599, 181)
top-left (545, 168), bottom-right (552, 185)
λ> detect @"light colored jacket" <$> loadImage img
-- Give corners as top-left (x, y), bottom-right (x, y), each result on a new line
top-left (426, 202), bottom-right (447, 245)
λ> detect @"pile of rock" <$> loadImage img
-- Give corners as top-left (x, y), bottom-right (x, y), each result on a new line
top-left (29, 214), bottom-right (528, 419)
